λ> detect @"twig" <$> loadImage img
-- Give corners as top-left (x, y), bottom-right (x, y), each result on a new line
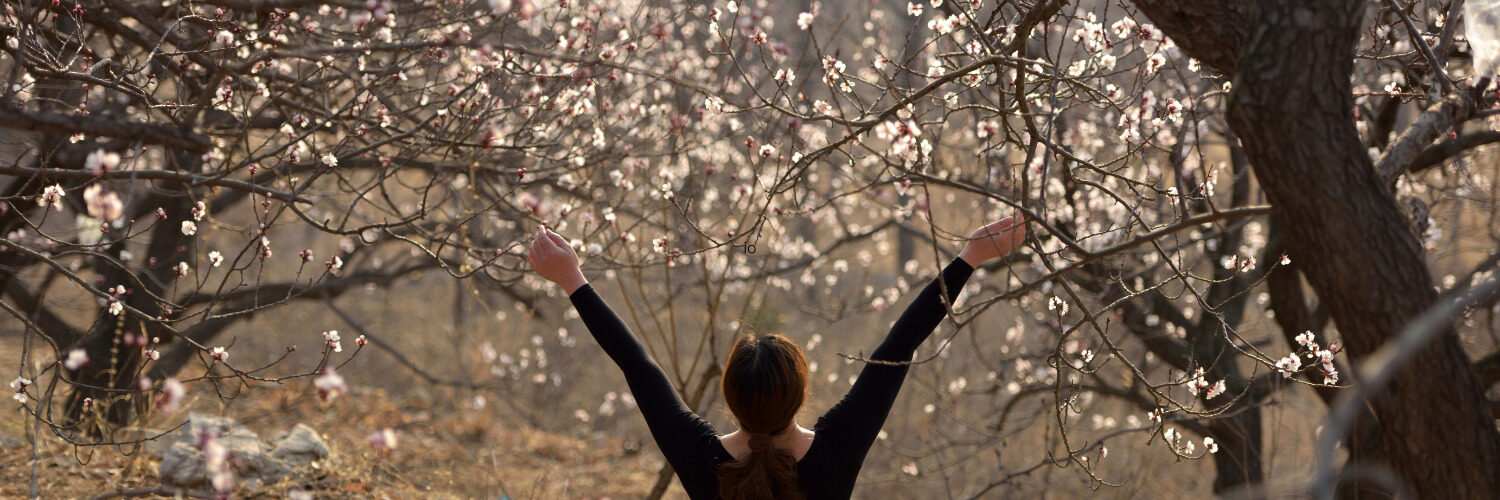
top-left (1384, 0), bottom-right (1454, 95)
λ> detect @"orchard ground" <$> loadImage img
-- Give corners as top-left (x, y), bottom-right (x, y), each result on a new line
top-left (0, 335), bottom-right (659, 499)
top-left (2, 316), bottom-right (1335, 499)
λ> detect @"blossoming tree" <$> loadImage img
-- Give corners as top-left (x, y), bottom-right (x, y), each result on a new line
top-left (3, 0), bottom-right (1500, 497)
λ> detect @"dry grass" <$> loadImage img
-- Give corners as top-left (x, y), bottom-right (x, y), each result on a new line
top-left (0, 349), bottom-right (663, 499)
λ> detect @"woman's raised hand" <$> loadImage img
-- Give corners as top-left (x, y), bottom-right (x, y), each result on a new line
top-left (958, 216), bottom-right (1027, 267)
top-left (528, 225), bottom-right (589, 294)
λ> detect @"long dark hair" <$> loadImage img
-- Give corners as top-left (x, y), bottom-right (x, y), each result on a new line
top-left (716, 333), bottom-right (810, 500)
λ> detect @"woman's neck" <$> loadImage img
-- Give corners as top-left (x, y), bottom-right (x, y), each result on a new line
top-left (721, 423), bottom-right (816, 461)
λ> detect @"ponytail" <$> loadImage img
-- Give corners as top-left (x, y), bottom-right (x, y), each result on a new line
top-left (716, 433), bottom-right (805, 500)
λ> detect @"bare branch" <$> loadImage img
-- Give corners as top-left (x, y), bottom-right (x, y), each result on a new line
top-left (0, 101), bottom-right (211, 153)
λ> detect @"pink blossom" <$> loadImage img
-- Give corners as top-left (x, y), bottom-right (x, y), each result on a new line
top-left (201, 435), bottom-right (234, 497)
top-left (84, 185), bottom-right (123, 222)
top-left (1206, 380), bottom-right (1227, 399)
top-left (10, 376), bottom-right (31, 404)
top-left (774, 68), bottom-right (795, 85)
top-left (797, 12), bottom-right (815, 30)
top-left (1111, 17), bottom-right (1137, 40)
top-left (314, 367), bottom-right (347, 402)
top-left (1145, 53), bottom-right (1167, 76)
top-left (368, 428), bottom-right (398, 451)
top-left (1295, 331), bottom-right (1316, 347)
top-left (158, 378), bottom-right (186, 413)
top-left (1275, 354), bottom-right (1301, 377)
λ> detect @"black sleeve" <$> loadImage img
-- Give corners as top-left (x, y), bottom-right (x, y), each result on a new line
top-left (569, 284), bottom-right (728, 498)
top-left (813, 258), bottom-right (974, 477)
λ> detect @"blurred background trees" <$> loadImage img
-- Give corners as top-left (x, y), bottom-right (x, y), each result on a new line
top-left (3, 0), bottom-right (1498, 497)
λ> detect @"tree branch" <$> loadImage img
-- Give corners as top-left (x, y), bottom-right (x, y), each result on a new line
top-left (1130, 0), bottom-right (1258, 76)
top-left (0, 101), bottom-right (211, 153)
top-left (0, 165), bottom-right (311, 204)
top-left (1375, 91), bottom-right (1477, 184)
top-left (1, 280), bottom-right (82, 348)
top-left (197, 0), bottom-right (363, 12)
top-left (1407, 130), bottom-right (1500, 174)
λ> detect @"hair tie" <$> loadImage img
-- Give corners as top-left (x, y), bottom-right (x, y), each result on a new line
top-left (747, 432), bottom-right (773, 453)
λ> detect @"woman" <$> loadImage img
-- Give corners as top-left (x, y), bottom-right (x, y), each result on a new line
top-left (528, 217), bottom-right (1026, 499)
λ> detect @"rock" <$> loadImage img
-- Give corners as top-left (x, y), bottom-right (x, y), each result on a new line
top-left (158, 442), bottom-right (208, 487)
top-left (270, 424), bottom-right (330, 466)
top-left (154, 413), bottom-right (330, 492)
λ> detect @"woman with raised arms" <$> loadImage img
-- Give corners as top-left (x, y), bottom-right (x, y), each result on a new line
top-left (528, 216), bottom-right (1026, 499)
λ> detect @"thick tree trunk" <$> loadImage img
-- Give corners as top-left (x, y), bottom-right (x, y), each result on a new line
top-left (1218, 1), bottom-right (1500, 497)
top-left (1132, 0), bottom-right (1500, 496)
top-left (64, 152), bottom-right (200, 429)
top-left (1263, 220), bottom-right (1388, 499)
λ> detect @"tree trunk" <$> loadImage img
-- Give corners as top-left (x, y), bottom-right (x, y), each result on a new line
top-left (64, 152), bottom-right (200, 429)
top-left (1197, 141), bottom-right (1263, 495)
top-left (1208, 406), bottom-right (1262, 496)
top-left (1219, 1), bottom-right (1500, 497)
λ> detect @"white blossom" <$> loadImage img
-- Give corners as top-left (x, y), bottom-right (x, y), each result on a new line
top-left (38, 184), bottom-right (65, 210)
top-left (64, 349), bottom-right (89, 371)
top-left (85, 150), bottom-right (120, 175)
top-left (1275, 354), bottom-right (1301, 377)
top-left (10, 376), bottom-right (31, 404)
top-left (323, 330), bottom-right (343, 352)
top-left (83, 185), bottom-right (123, 222)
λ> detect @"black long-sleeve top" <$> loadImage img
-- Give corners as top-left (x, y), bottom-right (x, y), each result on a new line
top-left (568, 258), bottom-right (974, 499)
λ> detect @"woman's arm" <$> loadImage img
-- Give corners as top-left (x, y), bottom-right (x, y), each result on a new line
top-left (529, 227), bottom-right (726, 493)
top-left (567, 284), bottom-right (723, 454)
top-left (813, 217), bottom-right (1026, 479)
top-left (810, 257), bottom-right (973, 468)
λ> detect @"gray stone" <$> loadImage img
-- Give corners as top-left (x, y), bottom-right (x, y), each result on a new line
top-left (270, 424), bottom-right (330, 466)
top-left (155, 413), bottom-right (330, 492)
top-left (158, 442), bottom-right (208, 487)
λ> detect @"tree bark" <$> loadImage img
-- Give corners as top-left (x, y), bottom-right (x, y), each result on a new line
top-left (1135, 0), bottom-right (1500, 497)
top-left (1207, 409), bottom-right (1262, 496)
top-left (64, 153), bottom-right (199, 429)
